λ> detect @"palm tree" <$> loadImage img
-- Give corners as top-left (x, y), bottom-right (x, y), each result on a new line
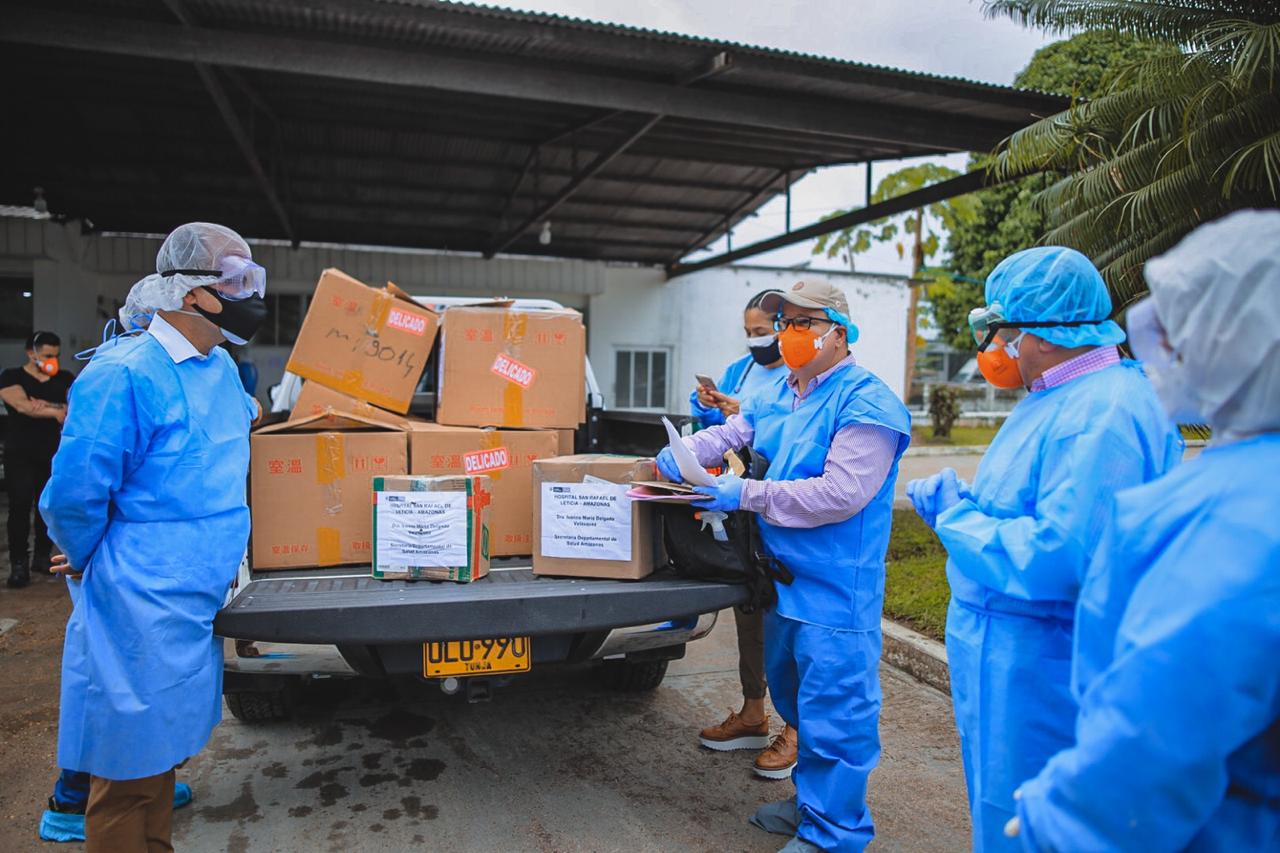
top-left (984, 0), bottom-right (1280, 307)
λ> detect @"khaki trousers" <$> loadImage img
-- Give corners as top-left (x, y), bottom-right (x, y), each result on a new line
top-left (734, 604), bottom-right (768, 700)
top-left (86, 769), bottom-right (175, 853)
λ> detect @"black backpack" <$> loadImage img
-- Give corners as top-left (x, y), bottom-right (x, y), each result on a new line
top-left (656, 446), bottom-right (793, 613)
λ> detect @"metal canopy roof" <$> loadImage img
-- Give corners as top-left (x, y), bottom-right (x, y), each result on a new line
top-left (1, 0), bottom-right (1066, 265)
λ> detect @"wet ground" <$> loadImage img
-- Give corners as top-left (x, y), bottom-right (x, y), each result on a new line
top-left (167, 621), bottom-right (968, 853)
top-left (1, 568), bottom-right (969, 852)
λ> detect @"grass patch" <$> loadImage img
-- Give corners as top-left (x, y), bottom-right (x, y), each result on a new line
top-left (910, 424), bottom-right (1000, 447)
top-left (884, 509), bottom-right (950, 641)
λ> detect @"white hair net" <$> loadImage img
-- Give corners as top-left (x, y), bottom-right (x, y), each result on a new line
top-left (118, 222), bottom-right (253, 331)
top-left (1143, 209), bottom-right (1280, 442)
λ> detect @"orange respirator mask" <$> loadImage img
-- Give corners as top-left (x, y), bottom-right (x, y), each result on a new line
top-left (968, 303), bottom-right (1111, 389)
top-left (777, 317), bottom-right (841, 369)
top-left (36, 356), bottom-right (59, 377)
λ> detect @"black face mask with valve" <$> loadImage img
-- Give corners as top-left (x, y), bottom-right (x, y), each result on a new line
top-left (193, 287), bottom-right (268, 343)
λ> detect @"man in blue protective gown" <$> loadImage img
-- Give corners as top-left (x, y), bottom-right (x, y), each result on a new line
top-left (661, 278), bottom-right (912, 852)
top-left (41, 222), bottom-right (265, 852)
top-left (1007, 211), bottom-right (1280, 851)
top-left (906, 247), bottom-right (1182, 851)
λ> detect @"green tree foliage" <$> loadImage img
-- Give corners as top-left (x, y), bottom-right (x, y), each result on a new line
top-left (813, 163), bottom-right (979, 272)
top-left (984, 0), bottom-right (1280, 307)
top-left (936, 29), bottom-right (1178, 350)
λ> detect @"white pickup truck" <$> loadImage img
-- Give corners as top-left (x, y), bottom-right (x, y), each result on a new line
top-left (215, 297), bottom-right (746, 721)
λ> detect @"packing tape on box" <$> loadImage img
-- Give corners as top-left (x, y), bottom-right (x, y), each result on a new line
top-left (501, 312), bottom-right (528, 427)
top-left (365, 288), bottom-right (394, 336)
top-left (479, 430), bottom-right (507, 480)
top-left (316, 527), bottom-right (342, 566)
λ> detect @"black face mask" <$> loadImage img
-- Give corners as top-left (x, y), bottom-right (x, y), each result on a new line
top-left (194, 288), bottom-right (268, 344)
top-left (749, 338), bottom-right (782, 366)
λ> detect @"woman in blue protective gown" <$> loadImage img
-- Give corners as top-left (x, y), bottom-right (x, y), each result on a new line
top-left (907, 247), bottom-right (1182, 851)
top-left (41, 222), bottom-right (265, 852)
top-left (1009, 211), bottom-right (1280, 852)
top-left (692, 288), bottom-right (799, 779)
top-left (689, 288), bottom-right (790, 429)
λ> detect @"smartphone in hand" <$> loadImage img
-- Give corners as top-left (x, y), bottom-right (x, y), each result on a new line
top-left (694, 373), bottom-right (718, 392)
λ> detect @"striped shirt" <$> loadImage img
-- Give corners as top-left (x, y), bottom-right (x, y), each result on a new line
top-left (684, 354), bottom-right (899, 529)
top-left (1030, 346), bottom-right (1122, 393)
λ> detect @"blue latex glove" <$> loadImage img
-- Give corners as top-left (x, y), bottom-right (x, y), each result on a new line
top-left (906, 468), bottom-right (968, 528)
top-left (692, 473), bottom-right (744, 512)
top-left (656, 447), bottom-right (683, 483)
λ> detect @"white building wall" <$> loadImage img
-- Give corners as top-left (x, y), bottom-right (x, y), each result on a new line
top-left (1, 217), bottom-right (910, 411)
top-left (589, 265), bottom-right (911, 411)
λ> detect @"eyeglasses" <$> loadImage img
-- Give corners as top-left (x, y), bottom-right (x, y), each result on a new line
top-left (773, 315), bottom-right (835, 332)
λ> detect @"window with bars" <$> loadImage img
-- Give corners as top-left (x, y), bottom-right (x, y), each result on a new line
top-left (614, 347), bottom-right (669, 410)
top-left (257, 293), bottom-right (311, 346)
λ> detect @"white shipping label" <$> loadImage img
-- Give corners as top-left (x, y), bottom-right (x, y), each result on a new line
top-left (540, 482), bottom-right (633, 562)
top-left (376, 491), bottom-right (469, 568)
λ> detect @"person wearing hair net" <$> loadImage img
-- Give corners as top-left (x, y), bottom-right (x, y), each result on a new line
top-left (39, 222), bottom-right (265, 852)
top-left (905, 247), bottom-right (1182, 850)
top-left (1005, 210), bottom-right (1280, 851)
top-left (660, 279), bottom-right (912, 852)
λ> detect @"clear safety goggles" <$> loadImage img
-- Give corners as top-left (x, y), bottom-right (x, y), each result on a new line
top-left (159, 255), bottom-right (266, 300)
top-left (968, 302), bottom-right (1110, 352)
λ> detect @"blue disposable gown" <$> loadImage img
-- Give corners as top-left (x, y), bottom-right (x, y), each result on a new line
top-left (41, 332), bottom-right (255, 780)
top-left (746, 362), bottom-right (911, 852)
top-left (689, 353), bottom-right (788, 428)
top-left (1018, 433), bottom-right (1280, 852)
top-left (934, 361), bottom-right (1182, 851)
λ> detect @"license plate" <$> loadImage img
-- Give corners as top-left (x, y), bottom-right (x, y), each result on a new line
top-left (423, 637), bottom-right (531, 678)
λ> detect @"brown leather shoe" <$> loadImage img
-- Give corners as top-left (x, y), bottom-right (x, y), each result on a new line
top-left (699, 709), bottom-right (771, 751)
top-left (752, 724), bottom-right (798, 779)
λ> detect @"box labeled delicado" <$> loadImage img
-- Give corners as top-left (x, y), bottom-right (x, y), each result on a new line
top-left (410, 423), bottom-right (558, 557)
top-left (372, 475), bottom-right (491, 582)
top-left (251, 414), bottom-right (408, 570)
top-left (436, 305), bottom-right (585, 429)
top-left (532, 454), bottom-right (660, 580)
top-left (290, 380), bottom-right (412, 430)
top-left (286, 268), bottom-right (439, 414)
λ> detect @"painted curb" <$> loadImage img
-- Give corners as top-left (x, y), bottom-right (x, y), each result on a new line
top-left (882, 617), bottom-right (949, 695)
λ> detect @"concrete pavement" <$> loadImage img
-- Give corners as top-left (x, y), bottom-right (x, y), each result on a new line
top-left (171, 616), bottom-right (970, 852)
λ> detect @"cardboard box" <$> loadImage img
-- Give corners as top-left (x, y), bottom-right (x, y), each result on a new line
top-left (290, 380), bottom-right (411, 430)
top-left (372, 475), bottom-right (491, 582)
top-left (410, 423), bottom-right (558, 557)
top-left (532, 454), bottom-right (660, 580)
top-left (286, 268), bottom-right (439, 414)
top-left (250, 414), bottom-right (408, 570)
top-left (436, 306), bottom-right (585, 429)
top-left (554, 428), bottom-right (577, 457)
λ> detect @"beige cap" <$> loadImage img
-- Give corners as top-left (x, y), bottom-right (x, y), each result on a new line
top-left (759, 277), bottom-right (850, 318)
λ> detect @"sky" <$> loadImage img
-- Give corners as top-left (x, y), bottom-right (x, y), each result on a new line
top-left (500, 0), bottom-right (1057, 275)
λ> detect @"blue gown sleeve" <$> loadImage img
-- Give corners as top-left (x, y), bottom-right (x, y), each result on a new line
top-left (1017, 519), bottom-right (1280, 851)
top-left (38, 362), bottom-right (150, 572)
top-left (935, 423), bottom-right (1151, 601)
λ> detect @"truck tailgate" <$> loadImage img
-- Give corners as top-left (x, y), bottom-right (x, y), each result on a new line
top-left (214, 565), bottom-right (748, 645)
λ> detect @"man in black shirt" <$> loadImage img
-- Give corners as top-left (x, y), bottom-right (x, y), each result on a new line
top-left (0, 331), bottom-right (73, 588)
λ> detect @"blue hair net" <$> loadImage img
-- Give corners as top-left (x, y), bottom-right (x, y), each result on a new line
top-left (824, 307), bottom-right (860, 344)
top-left (984, 247), bottom-right (1125, 348)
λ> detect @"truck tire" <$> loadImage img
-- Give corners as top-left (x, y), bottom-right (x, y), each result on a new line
top-left (599, 659), bottom-right (668, 692)
top-left (224, 689), bottom-right (292, 723)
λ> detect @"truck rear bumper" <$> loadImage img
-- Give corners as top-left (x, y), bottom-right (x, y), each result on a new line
top-left (222, 611), bottom-right (720, 679)
top-left (214, 564), bottom-right (746, 646)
